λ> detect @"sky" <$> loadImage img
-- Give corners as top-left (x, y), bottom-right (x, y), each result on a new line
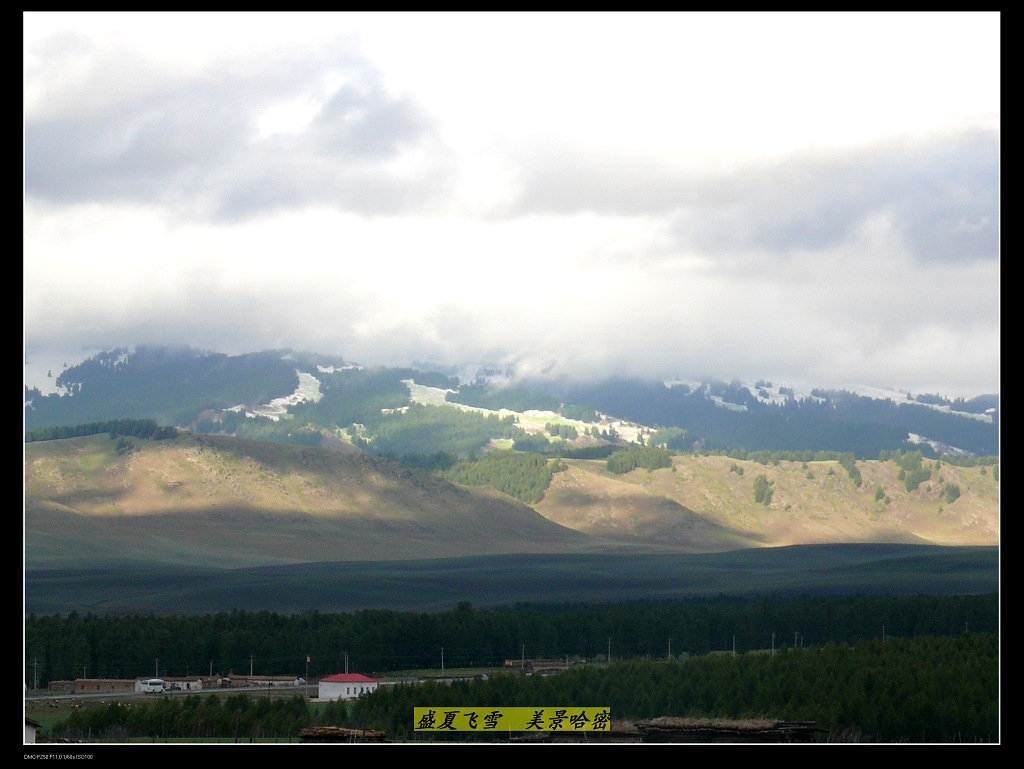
top-left (23, 12), bottom-right (1000, 398)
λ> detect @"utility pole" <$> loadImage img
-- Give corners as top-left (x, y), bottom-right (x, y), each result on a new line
top-left (250, 655), bottom-right (254, 677)
top-left (607, 637), bottom-right (611, 665)
top-left (344, 652), bottom-right (349, 674)
top-left (667, 638), bottom-right (671, 660)
top-left (441, 647), bottom-right (444, 672)
top-left (34, 659), bottom-right (38, 691)
top-left (732, 636), bottom-right (736, 656)
top-left (771, 633), bottom-right (775, 656)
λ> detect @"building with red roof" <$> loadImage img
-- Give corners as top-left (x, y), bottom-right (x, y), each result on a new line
top-left (318, 673), bottom-right (379, 701)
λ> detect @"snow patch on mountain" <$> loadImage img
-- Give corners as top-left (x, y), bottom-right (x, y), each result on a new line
top-left (234, 370), bottom-right (324, 420)
top-left (907, 433), bottom-right (972, 458)
top-left (664, 377), bottom-right (994, 424)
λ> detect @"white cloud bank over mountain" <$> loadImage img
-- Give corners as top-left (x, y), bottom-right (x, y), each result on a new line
top-left (24, 12), bottom-right (1000, 399)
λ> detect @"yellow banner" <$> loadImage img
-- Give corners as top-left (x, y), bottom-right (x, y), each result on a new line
top-left (414, 707), bottom-right (610, 732)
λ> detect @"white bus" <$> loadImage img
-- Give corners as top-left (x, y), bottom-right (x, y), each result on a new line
top-left (140, 678), bottom-right (166, 693)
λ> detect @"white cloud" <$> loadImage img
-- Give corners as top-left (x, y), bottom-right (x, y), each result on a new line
top-left (24, 12), bottom-right (1000, 399)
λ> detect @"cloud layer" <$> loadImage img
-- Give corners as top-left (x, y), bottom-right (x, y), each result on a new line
top-left (24, 13), bottom-right (1000, 398)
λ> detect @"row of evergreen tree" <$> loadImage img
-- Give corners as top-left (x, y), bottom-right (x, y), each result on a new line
top-left (606, 446), bottom-right (674, 474)
top-left (26, 594), bottom-right (997, 687)
top-left (439, 452), bottom-right (565, 505)
top-left (52, 692), bottom-right (349, 742)
top-left (48, 633), bottom-right (998, 743)
top-left (25, 418), bottom-right (178, 443)
top-left (358, 634), bottom-right (998, 743)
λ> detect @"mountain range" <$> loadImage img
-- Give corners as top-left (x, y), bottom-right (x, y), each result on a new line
top-left (23, 345), bottom-right (999, 614)
top-left (24, 345), bottom-right (999, 458)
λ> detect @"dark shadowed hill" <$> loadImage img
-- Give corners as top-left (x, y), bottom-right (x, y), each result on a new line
top-left (24, 545), bottom-right (999, 615)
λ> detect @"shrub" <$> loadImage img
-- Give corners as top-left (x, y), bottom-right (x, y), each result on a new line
top-left (753, 475), bottom-right (774, 505)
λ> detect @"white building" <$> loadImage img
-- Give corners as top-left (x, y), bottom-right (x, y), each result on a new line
top-left (25, 717), bottom-right (40, 744)
top-left (318, 673), bottom-right (378, 701)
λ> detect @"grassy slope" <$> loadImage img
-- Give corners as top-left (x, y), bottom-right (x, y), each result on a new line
top-left (25, 434), bottom-right (999, 574)
top-left (24, 433), bottom-right (602, 569)
top-left (534, 454), bottom-right (998, 549)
